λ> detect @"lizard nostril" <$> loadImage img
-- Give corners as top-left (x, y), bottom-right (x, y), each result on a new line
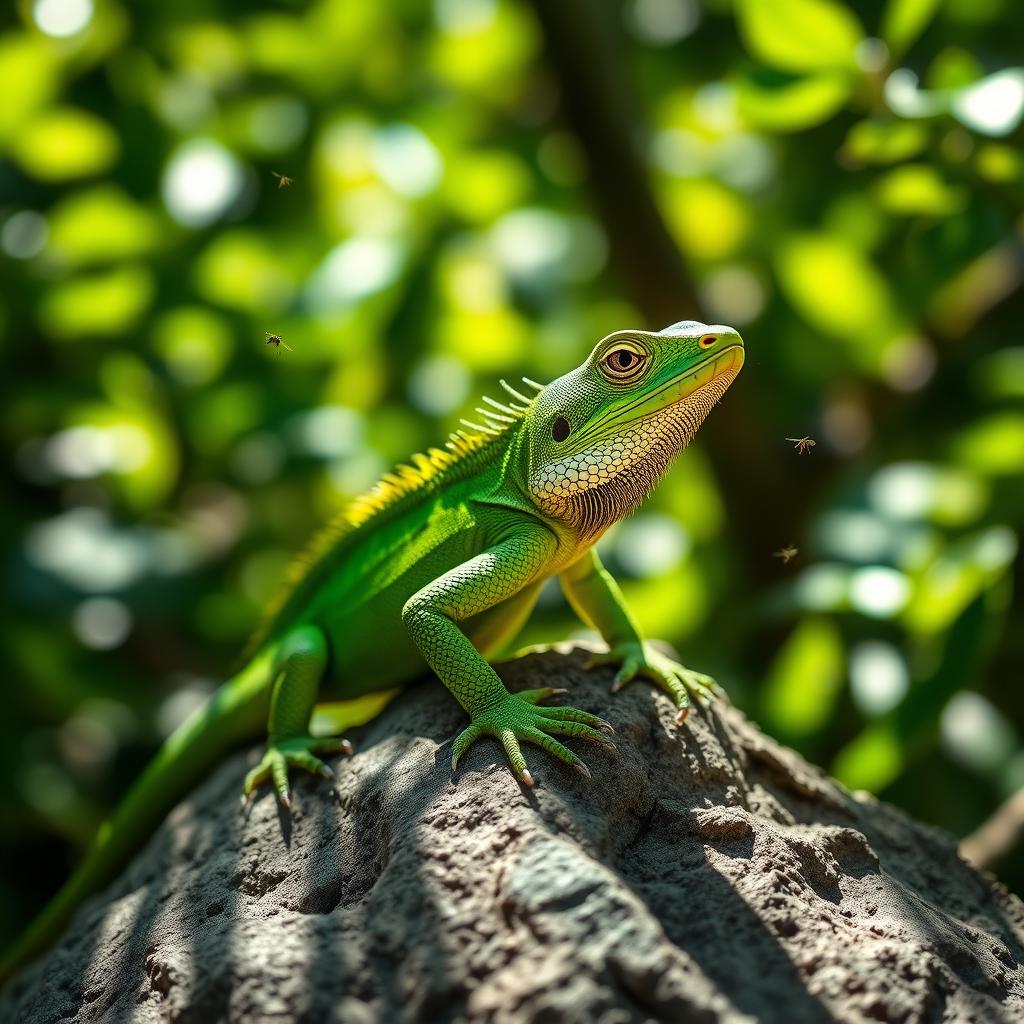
top-left (698, 335), bottom-right (717, 349)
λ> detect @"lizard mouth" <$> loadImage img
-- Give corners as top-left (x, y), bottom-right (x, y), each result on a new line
top-left (615, 344), bottom-right (745, 428)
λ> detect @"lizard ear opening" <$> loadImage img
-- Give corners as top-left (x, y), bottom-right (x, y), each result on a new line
top-left (551, 416), bottom-right (571, 442)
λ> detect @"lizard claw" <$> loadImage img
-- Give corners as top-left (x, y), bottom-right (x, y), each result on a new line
top-left (450, 691), bottom-right (612, 786)
top-left (242, 734), bottom-right (350, 806)
top-left (591, 641), bottom-right (723, 727)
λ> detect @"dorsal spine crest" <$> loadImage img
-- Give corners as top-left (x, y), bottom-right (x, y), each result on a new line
top-left (244, 379), bottom-right (544, 654)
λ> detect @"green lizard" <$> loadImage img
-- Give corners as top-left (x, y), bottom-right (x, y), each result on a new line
top-left (1, 319), bottom-right (743, 983)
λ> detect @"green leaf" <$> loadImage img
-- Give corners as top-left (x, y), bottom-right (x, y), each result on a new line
top-left (874, 164), bottom-right (967, 215)
top-left (905, 527), bottom-right (1017, 634)
top-left (444, 151), bottom-right (531, 224)
top-left (927, 46), bottom-right (983, 90)
top-left (842, 119), bottom-right (928, 163)
top-left (738, 70), bottom-right (852, 131)
top-left (13, 107), bottom-right (120, 182)
top-left (47, 186), bottom-right (162, 267)
top-left (762, 617), bottom-right (845, 737)
top-left (833, 725), bottom-right (903, 791)
top-left (194, 230), bottom-right (296, 314)
top-left (974, 348), bottom-right (1024, 398)
top-left (39, 266), bottom-right (155, 340)
top-left (735, 0), bottom-right (863, 72)
top-left (151, 307), bottom-right (235, 387)
top-left (428, 1), bottom-right (538, 99)
top-left (881, 0), bottom-right (941, 58)
top-left (953, 413), bottom-right (1024, 475)
top-left (661, 179), bottom-right (749, 259)
top-left (776, 233), bottom-right (901, 367)
top-left (0, 33), bottom-right (60, 145)
top-left (975, 144), bottom-right (1024, 183)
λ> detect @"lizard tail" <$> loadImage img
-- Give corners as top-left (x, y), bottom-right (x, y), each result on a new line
top-left (0, 651), bottom-right (275, 988)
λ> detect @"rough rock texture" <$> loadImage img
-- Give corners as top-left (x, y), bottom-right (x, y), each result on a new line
top-left (4, 648), bottom-right (1024, 1024)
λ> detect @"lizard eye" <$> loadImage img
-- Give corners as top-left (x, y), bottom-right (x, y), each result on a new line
top-left (601, 346), bottom-right (647, 382)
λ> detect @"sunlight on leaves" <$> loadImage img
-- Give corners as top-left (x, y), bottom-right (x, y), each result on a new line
top-left (905, 527), bottom-right (1016, 634)
top-left (0, 34), bottom-right (60, 144)
top-left (12, 106), bottom-right (119, 181)
top-left (429, 0), bottom-right (537, 98)
top-left (738, 70), bottom-right (851, 131)
top-left (735, 0), bottom-right (863, 73)
top-left (842, 119), bottom-right (928, 164)
top-left (881, 0), bottom-right (941, 58)
top-left (67, 404), bottom-right (179, 508)
top-left (874, 164), bottom-right (967, 216)
top-left (776, 234), bottom-right (900, 366)
top-left (195, 230), bottom-right (297, 314)
top-left (47, 186), bottom-right (161, 267)
top-left (151, 307), bottom-right (235, 388)
top-left (763, 617), bottom-right (845, 737)
top-left (974, 348), bottom-right (1024, 399)
top-left (39, 266), bottom-right (154, 339)
top-left (444, 151), bottom-right (531, 224)
top-left (953, 413), bottom-right (1024, 475)
top-left (952, 68), bottom-right (1024, 137)
top-left (619, 566), bottom-right (707, 639)
top-left (662, 179), bottom-right (749, 260)
top-left (435, 307), bottom-right (529, 370)
top-left (833, 726), bottom-right (903, 791)
top-left (975, 143), bottom-right (1024, 182)
top-left (941, 691), bottom-right (1019, 777)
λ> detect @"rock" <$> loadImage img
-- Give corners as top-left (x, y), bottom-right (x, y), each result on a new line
top-left (3, 647), bottom-right (1023, 1024)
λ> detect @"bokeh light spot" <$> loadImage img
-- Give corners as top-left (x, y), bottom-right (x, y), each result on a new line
top-left (289, 406), bottom-right (363, 459)
top-left (849, 641), bottom-right (909, 715)
top-left (941, 692), bottom-right (1017, 774)
top-left (1, 210), bottom-right (48, 259)
top-left (407, 355), bottom-right (472, 416)
top-left (34, 0), bottom-right (93, 37)
top-left (373, 124), bottom-right (443, 198)
top-left (613, 515), bottom-right (690, 577)
top-left (162, 139), bottom-right (245, 228)
top-left (627, 0), bottom-right (700, 46)
top-left (699, 266), bottom-right (765, 325)
top-left (305, 237), bottom-right (404, 311)
top-left (849, 566), bottom-right (911, 618)
top-left (72, 597), bottom-right (132, 650)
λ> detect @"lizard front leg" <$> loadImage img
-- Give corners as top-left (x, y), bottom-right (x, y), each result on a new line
top-left (559, 548), bottom-right (721, 723)
top-left (242, 624), bottom-right (352, 808)
top-left (402, 527), bottom-right (613, 785)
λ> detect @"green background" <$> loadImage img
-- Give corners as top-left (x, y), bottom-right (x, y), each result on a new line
top-left (2, 0), bottom-right (1023, 944)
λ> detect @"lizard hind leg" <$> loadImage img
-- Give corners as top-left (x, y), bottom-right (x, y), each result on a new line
top-left (242, 624), bottom-right (352, 809)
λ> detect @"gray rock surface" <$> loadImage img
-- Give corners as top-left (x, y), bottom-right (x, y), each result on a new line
top-left (3, 647), bottom-right (1024, 1024)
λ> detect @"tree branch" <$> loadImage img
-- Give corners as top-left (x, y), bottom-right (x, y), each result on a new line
top-left (526, 0), bottom-right (808, 587)
top-left (526, 0), bottom-right (700, 324)
top-left (961, 787), bottom-right (1024, 871)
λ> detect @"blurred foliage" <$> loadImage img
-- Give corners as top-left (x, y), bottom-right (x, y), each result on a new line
top-left (2, 0), bottom-right (1023, 943)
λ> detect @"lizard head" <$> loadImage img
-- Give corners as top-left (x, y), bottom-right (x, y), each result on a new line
top-left (526, 320), bottom-right (744, 538)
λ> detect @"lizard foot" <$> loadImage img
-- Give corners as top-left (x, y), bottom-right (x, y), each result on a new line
top-left (585, 641), bottom-right (723, 724)
top-left (451, 687), bottom-right (615, 786)
top-left (242, 734), bottom-right (353, 809)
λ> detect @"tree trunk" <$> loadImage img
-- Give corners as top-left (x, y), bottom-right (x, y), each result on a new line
top-left (3, 647), bottom-right (1023, 1024)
